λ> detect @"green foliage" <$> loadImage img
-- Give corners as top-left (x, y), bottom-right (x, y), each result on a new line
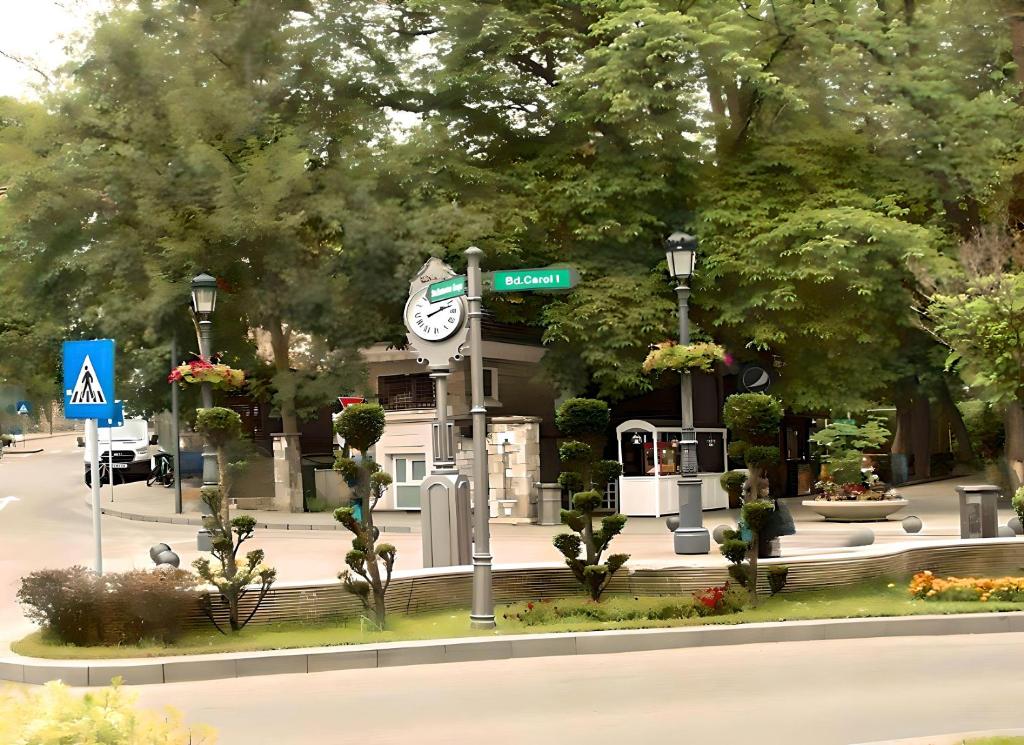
top-left (559, 440), bottom-right (593, 465)
top-left (743, 445), bottom-right (780, 469)
top-left (193, 407), bottom-right (243, 448)
top-left (507, 591), bottom-right (746, 627)
top-left (555, 489), bottom-right (630, 601)
top-left (723, 394), bottom-right (784, 445)
top-left (557, 471), bottom-right (584, 495)
top-left (642, 342), bottom-right (726, 374)
top-left (593, 459), bottom-right (624, 485)
top-left (827, 450), bottom-right (866, 486)
top-left (931, 273), bottom-right (1024, 403)
top-left (741, 500), bottom-right (776, 535)
top-left (1013, 488), bottom-right (1024, 527)
top-left (17, 566), bottom-right (196, 646)
top-left (767, 565), bottom-right (790, 596)
top-left (333, 456), bottom-right (360, 486)
top-left (0, 680), bottom-right (215, 744)
top-left (720, 470), bottom-right (747, 495)
top-left (728, 564), bottom-right (752, 589)
top-left (811, 418), bottom-right (892, 452)
top-left (720, 538), bottom-right (750, 566)
top-left (960, 401), bottom-right (1005, 463)
top-left (335, 404), bottom-right (386, 453)
top-left (554, 398), bottom-right (610, 439)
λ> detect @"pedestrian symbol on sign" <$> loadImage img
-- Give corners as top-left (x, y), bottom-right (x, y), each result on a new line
top-left (69, 355), bottom-right (107, 405)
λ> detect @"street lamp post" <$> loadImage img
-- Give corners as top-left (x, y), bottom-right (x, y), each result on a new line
top-left (665, 232), bottom-right (711, 555)
top-left (191, 273), bottom-right (219, 499)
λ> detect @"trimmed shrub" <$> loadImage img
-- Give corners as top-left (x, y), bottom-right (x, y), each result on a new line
top-left (554, 398), bottom-right (610, 439)
top-left (1013, 487), bottom-right (1024, 526)
top-left (743, 445), bottom-right (781, 469)
top-left (554, 492), bottom-right (630, 601)
top-left (193, 406), bottom-right (243, 448)
top-left (17, 566), bottom-right (197, 646)
top-left (334, 403), bottom-right (386, 453)
top-left (723, 393), bottom-right (784, 444)
top-left (767, 565), bottom-right (789, 595)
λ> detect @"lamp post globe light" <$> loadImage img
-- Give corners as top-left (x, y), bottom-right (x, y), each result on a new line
top-left (191, 273), bottom-right (219, 505)
top-left (665, 232), bottom-right (710, 555)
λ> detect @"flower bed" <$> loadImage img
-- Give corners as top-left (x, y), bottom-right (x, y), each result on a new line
top-left (909, 571), bottom-right (1024, 602)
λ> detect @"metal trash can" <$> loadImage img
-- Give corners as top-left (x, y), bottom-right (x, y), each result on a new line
top-left (955, 484), bottom-right (1000, 539)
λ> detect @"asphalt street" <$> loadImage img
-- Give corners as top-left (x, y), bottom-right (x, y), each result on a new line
top-left (130, 633), bottom-right (1024, 745)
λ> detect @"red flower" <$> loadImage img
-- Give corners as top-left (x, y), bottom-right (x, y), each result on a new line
top-left (526, 602), bottom-right (534, 611)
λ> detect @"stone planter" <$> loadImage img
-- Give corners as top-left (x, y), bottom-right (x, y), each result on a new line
top-left (801, 498), bottom-right (909, 522)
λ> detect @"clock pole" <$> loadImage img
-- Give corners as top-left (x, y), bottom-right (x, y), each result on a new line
top-left (466, 246), bottom-right (495, 629)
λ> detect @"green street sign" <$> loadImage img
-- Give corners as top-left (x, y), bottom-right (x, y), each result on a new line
top-left (492, 267), bottom-right (576, 293)
top-left (427, 275), bottom-right (467, 303)
top-left (833, 418), bottom-right (856, 425)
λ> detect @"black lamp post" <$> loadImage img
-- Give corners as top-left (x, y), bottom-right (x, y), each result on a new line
top-left (665, 232), bottom-right (710, 555)
top-left (190, 273), bottom-right (219, 506)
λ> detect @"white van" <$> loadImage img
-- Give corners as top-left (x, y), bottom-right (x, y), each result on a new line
top-left (83, 418), bottom-right (153, 486)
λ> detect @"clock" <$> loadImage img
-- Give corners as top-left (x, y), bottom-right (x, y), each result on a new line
top-left (404, 288), bottom-right (467, 342)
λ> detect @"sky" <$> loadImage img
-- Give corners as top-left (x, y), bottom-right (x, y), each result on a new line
top-left (0, 0), bottom-right (106, 99)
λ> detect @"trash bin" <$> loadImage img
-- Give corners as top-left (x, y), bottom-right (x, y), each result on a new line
top-left (955, 484), bottom-right (1000, 539)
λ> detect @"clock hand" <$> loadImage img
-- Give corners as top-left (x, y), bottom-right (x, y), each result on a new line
top-left (426, 302), bottom-right (452, 319)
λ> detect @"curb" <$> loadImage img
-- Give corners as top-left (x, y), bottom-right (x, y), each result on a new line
top-left (4, 611), bottom-right (1024, 687)
top-left (91, 503), bottom-right (413, 533)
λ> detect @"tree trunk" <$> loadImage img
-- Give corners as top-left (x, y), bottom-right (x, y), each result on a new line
top-left (936, 379), bottom-right (975, 466)
top-left (746, 532), bottom-right (759, 607)
top-left (1006, 399), bottom-right (1024, 491)
top-left (268, 321), bottom-right (300, 435)
top-left (910, 393), bottom-right (932, 479)
top-left (361, 497), bottom-right (387, 627)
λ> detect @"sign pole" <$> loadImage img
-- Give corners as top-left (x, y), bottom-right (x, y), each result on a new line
top-left (171, 336), bottom-right (183, 514)
top-left (87, 418), bottom-right (103, 575)
top-left (108, 425), bottom-right (115, 503)
top-left (466, 247), bottom-right (495, 629)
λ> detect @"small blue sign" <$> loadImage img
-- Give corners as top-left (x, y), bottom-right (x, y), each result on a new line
top-left (98, 401), bottom-right (124, 429)
top-left (15, 401), bottom-right (30, 416)
top-left (63, 339), bottom-right (116, 420)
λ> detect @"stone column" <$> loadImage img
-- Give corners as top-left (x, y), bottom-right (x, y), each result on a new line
top-left (272, 432), bottom-right (303, 512)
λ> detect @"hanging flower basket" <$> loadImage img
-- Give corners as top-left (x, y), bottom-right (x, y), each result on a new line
top-left (642, 341), bottom-right (727, 374)
top-left (168, 359), bottom-right (245, 390)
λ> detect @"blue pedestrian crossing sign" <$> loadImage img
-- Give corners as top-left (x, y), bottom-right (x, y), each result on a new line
top-left (15, 401), bottom-right (30, 416)
top-left (63, 339), bottom-right (116, 420)
top-left (98, 401), bottom-right (124, 429)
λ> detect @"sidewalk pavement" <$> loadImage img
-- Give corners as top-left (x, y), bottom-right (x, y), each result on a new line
top-left (99, 473), bottom-right (1018, 562)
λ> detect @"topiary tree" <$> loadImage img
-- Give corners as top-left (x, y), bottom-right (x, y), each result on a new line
top-left (552, 397), bottom-right (629, 600)
top-left (192, 407), bottom-right (276, 633)
top-left (722, 393), bottom-right (784, 500)
top-left (718, 499), bottom-right (776, 606)
top-left (333, 403), bottom-right (395, 628)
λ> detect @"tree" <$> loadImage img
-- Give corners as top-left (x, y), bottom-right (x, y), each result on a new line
top-left (192, 407), bottom-right (276, 633)
top-left (722, 393), bottom-right (783, 500)
top-left (332, 403), bottom-right (395, 627)
top-left (551, 398), bottom-right (629, 601)
top-left (719, 499), bottom-right (776, 607)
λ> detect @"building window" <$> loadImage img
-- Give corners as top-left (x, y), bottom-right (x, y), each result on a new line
top-left (393, 454), bottom-right (427, 509)
top-left (464, 367), bottom-right (498, 400)
top-left (378, 374), bottom-right (435, 411)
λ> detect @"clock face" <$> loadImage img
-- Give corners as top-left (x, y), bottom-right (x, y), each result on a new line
top-left (405, 289), bottom-right (466, 342)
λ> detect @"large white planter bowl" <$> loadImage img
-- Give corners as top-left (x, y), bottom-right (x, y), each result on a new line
top-left (801, 498), bottom-right (909, 522)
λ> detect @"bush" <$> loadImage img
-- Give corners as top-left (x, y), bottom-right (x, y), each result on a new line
top-left (720, 470), bottom-right (746, 494)
top-left (1013, 487), bottom-right (1024, 526)
top-left (559, 440), bottom-right (593, 464)
top-left (194, 406), bottom-right (243, 448)
top-left (960, 401), bottom-right (1005, 463)
top-left (0, 680), bottom-right (215, 744)
top-left (909, 570), bottom-right (1024, 602)
top-left (554, 398), bottom-right (610, 439)
top-left (505, 592), bottom-right (746, 627)
top-left (767, 565), bottom-right (789, 595)
top-left (723, 393), bottom-right (783, 444)
top-left (828, 449), bottom-right (865, 486)
top-left (720, 537), bottom-right (749, 565)
top-left (334, 403), bottom-right (386, 453)
top-left (17, 566), bottom-right (197, 646)
top-left (743, 445), bottom-right (780, 469)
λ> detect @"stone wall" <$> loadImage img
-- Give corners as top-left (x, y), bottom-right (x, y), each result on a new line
top-left (455, 416), bottom-right (541, 519)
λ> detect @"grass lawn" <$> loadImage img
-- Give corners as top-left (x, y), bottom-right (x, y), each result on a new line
top-left (965, 739), bottom-right (1024, 744)
top-left (13, 576), bottom-right (1024, 660)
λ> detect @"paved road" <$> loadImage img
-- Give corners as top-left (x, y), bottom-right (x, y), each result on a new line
top-left (127, 633), bottom-right (1023, 745)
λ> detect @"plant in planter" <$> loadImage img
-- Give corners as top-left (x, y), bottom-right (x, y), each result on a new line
top-left (642, 341), bottom-right (727, 374)
top-left (192, 407), bottom-right (276, 633)
top-left (811, 417), bottom-right (892, 500)
top-left (552, 398), bottom-right (629, 601)
top-left (332, 403), bottom-right (395, 628)
top-left (168, 358), bottom-right (245, 390)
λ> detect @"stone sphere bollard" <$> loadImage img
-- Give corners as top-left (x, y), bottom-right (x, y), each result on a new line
top-left (155, 550), bottom-right (180, 568)
top-left (665, 515), bottom-right (680, 532)
top-left (1009, 517), bottom-right (1022, 535)
top-left (998, 525), bottom-right (1016, 538)
top-left (149, 543), bottom-right (171, 563)
top-left (712, 525), bottom-right (732, 544)
top-left (844, 528), bottom-right (875, 547)
top-left (901, 516), bottom-right (923, 534)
